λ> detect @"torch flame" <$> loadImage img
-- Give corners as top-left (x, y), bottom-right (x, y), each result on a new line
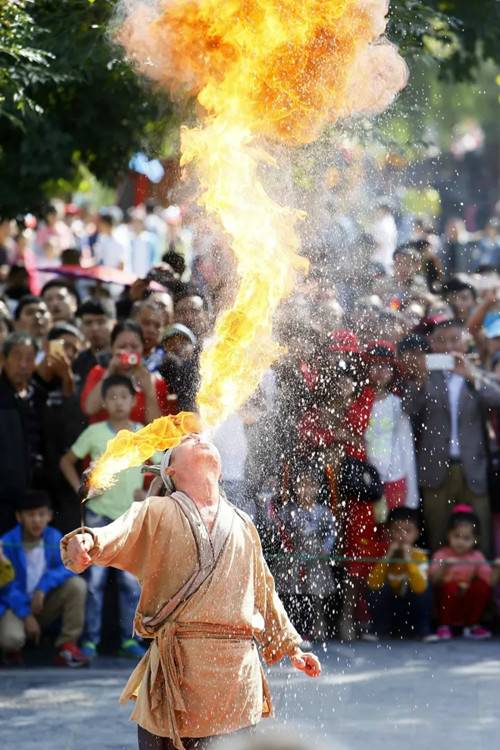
top-left (88, 411), bottom-right (201, 493)
top-left (87, 0), bottom-right (407, 493)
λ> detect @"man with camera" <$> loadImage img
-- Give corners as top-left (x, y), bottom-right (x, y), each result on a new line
top-left (402, 318), bottom-right (500, 553)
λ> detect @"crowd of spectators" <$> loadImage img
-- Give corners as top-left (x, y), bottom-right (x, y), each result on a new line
top-left (0, 194), bottom-right (500, 666)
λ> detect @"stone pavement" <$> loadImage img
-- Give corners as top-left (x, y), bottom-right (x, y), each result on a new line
top-left (1, 640), bottom-right (499, 750)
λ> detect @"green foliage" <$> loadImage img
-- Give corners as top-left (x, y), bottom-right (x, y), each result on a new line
top-left (0, 0), bottom-right (171, 216)
top-left (390, 0), bottom-right (500, 79)
top-left (0, 0), bottom-right (498, 216)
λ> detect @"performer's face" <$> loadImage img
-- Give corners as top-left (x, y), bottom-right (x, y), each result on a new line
top-left (170, 434), bottom-right (221, 478)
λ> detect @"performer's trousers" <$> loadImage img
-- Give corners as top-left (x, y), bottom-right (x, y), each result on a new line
top-left (138, 725), bottom-right (254, 749)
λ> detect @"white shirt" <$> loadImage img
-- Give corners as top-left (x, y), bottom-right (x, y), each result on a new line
top-left (94, 233), bottom-right (126, 269)
top-left (24, 543), bottom-right (46, 597)
top-left (370, 214), bottom-right (398, 272)
top-left (365, 393), bottom-right (419, 508)
top-left (212, 414), bottom-right (248, 482)
top-left (446, 372), bottom-right (464, 458)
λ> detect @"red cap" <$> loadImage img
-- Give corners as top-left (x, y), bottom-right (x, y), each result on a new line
top-left (328, 329), bottom-right (360, 354)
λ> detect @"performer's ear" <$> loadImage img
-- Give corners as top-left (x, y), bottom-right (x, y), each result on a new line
top-left (164, 466), bottom-right (175, 494)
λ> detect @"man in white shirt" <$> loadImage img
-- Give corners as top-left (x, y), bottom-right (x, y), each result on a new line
top-left (93, 213), bottom-right (127, 270)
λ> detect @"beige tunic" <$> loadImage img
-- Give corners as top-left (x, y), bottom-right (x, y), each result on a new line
top-left (61, 494), bottom-right (301, 748)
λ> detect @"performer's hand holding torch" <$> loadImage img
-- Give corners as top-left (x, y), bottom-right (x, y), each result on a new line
top-left (63, 533), bottom-right (95, 573)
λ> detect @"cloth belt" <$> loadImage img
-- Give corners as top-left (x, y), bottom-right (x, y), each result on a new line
top-left (148, 621), bottom-right (255, 750)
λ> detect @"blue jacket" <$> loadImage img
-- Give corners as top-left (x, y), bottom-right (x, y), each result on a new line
top-left (0, 525), bottom-right (74, 619)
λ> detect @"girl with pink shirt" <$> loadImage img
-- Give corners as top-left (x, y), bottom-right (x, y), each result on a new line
top-left (430, 505), bottom-right (499, 640)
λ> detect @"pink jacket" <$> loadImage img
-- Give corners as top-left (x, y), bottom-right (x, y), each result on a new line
top-left (430, 547), bottom-right (491, 585)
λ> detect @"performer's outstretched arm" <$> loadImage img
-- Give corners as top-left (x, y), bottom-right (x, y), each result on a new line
top-left (60, 498), bottom-right (158, 577)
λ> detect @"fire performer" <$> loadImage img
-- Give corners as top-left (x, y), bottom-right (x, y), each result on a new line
top-left (61, 433), bottom-right (321, 750)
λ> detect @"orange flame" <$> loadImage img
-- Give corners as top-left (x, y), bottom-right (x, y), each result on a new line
top-left (88, 412), bottom-right (201, 492)
top-left (87, 0), bottom-right (407, 492)
top-left (120, 0), bottom-right (407, 428)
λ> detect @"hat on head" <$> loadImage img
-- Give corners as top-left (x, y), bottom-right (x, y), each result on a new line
top-left (162, 322), bottom-right (197, 347)
top-left (328, 329), bottom-right (360, 354)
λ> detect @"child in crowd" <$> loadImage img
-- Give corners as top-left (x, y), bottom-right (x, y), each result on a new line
top-left (266, 467), bottom-right (336, 641)
top-left (0, 491), bottom-right (88, 666)
top-left (430, 505), bottom-right (499, 640)
top-left (363, 341), bottom-right (419, 512)
top-left (60, 374), bottom-right (151, 660)
top-left (366, 507), bottom-right (434, 641)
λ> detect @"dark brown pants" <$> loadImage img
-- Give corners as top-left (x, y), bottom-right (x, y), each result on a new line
top-left (138, 726), bottom-right (254, 749)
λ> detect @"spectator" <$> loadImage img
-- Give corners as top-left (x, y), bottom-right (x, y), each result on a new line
top-left (477, 218), bottom-right (500, 270)
top-left (126, 209), bottom-right (159, 277)
top-left (14, 295), bottom-right (52, 349)
top-left (366, 508), bottom-right (434, 641)
top-left (36, 324), bottom-right (87, 533)
top-left (440, 217), bottom-right (470, 276)
top-left (3, 265), bottom-right (32, 308)
top-left (403, 319), bottom-right (500, 552)
top-left (73, 298), bottom-right (116, 387)
top-left (131, 299), bottom-right (164, 372)
top-left (159, 323), bottom-right (198, 413)
top-left (60, 374), bottom-right (150, 660)
top-left (0, 333), bottom-right (48, 534)
top-left (0, 490), bottom-right (87, 666)
top-left (174, 290), bottom-right (210, 340)
top-left (441, 277), bottom-right (477, 325)
top-left (92, 212), bottom-right (126, 269)
top-left (429, 505), bottom-right (499, 640)
top-left (373, 243), bottom-right (426, 307)
top-left (363, 341), bottom-right (419, 511)
top-left (369, 203), bottom-right (398, 273)
top-left (35, 205), bottom-right (75, 258)
top-left (0, 217), bottom-right (13, 282)
top-left (41, 279), bottom-right (79, 324)
top-left (271, 467), bottom-right (336, 641)
top-left (149, 289), bottom-right (174, 328)
top-left (80, 320), bottom-right (172, 424)
top-left (0, 309), bottom-right (14, 347)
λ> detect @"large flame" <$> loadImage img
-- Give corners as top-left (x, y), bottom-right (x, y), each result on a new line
top-left (87, 0), bottom-right (407, 493)
top-left (120, 0), bottom-right (407, 428)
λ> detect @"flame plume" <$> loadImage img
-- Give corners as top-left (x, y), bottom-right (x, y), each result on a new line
top-left (86, 0), bottom-right (407, 494)
top-left (120, 0), bottom-right (407, 427)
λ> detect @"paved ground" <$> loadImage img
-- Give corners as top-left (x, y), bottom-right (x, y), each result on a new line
top-left (1, 640), bottom-right (499, 750)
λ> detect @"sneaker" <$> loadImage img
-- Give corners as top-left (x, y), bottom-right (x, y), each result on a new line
top-left (421, 633), bottom-right (440, 643)
top-left (119, 638), bottom-right (147, 659)
top-left (436, 625), bottom-right (452, 640)
top-left (463, 625), bottom-right (492, 640)
top-left (54, 642), bottom-right (89, 668)
top-left (80, 640), bottom-right (98, 660)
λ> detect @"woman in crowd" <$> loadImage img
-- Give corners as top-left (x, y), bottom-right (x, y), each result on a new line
top-left (80, 320), bottom-right (173, 424)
